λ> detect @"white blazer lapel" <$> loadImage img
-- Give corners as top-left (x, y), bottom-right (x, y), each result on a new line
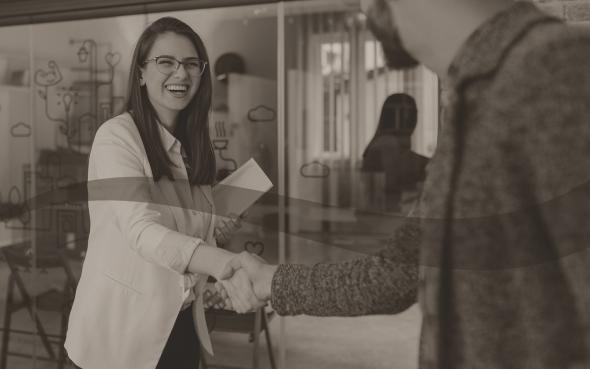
top-left (157, 180), bottom-right (187, 235)
top-left (193, 185), bottom-right (214, 235)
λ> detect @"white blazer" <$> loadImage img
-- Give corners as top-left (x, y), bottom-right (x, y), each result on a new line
top-left (65, 113), bottom-right (215, 369)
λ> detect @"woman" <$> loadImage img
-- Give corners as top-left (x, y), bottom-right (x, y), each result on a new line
top-left (361, 93), bottom-right (429, 212)
top-left (65, 17), bottom-right (253, 369)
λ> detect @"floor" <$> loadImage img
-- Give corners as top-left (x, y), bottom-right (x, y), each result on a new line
top-left (205, 307), bottom-right (421, 369)
top-left (0, 250), bottom-right (421, 369)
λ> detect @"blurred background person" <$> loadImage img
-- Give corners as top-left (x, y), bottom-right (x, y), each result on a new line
top-left (361, 93), bottom-right (429, 213)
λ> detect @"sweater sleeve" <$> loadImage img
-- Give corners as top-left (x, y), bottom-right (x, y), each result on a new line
top-left (270, 204), bottom-right (422, 317)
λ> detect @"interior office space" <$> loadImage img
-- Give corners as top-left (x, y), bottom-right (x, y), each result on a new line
top-left (1, 0), bottom-right (584, 368)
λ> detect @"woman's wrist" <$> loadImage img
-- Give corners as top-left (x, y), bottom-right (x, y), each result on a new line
top-left (186, 243), bottom-right (236, 280)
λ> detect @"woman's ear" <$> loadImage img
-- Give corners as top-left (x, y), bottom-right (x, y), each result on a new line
top-left (138, 66), bottom-right (146, 86)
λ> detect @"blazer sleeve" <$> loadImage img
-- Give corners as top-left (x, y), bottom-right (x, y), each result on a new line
top-left (269, 203), bottom-right (422, 317)
top-left (88, 120), bottom-right (199, 274)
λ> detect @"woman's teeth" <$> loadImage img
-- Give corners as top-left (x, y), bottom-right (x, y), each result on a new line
top-left (166, 85), bottom-right (187, 91)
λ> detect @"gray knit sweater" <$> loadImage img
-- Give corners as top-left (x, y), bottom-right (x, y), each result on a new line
top-left (270, 3), bottom-right (589, 368)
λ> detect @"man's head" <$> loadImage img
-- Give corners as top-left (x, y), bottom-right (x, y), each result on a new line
top-left (363, 0), bottom-right (420, 70)
top-left (361, 0), bottom-right (514, 76)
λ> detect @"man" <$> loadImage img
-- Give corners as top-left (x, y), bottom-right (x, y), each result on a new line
top-left (218, 0), bottom-right (590, 367)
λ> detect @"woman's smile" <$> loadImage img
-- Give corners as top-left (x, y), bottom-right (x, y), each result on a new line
top-left (165, 83), bottom-right (191, 97)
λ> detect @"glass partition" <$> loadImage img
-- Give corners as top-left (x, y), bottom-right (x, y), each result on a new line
top-left (0, 1), bottom-right (437, 368)
top-left (0, 23), bottom-right (36, 369)
top-left (280, 1), bottom-right (437, 368)
top-left (0, 14), bottom-right (145, 369)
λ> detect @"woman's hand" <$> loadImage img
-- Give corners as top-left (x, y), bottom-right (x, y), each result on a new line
top-left (218, 268), bottom-right (267, 313)
top-left (214, 211), bottom-right (250, 244)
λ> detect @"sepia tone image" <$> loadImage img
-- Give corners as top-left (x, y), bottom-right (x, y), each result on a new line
top-left (0, 0), bottom-right (587, 368)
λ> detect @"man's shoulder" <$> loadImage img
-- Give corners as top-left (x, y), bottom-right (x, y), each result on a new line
top-left (524, 21), bottom-right (588, 59)
top-left (487, 21), bottom-right (589, 109)
top-left (500, 22), bottom-right (590, 84)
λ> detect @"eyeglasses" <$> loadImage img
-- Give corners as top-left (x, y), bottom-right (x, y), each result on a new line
top-left (142, 56), bottom-right (207, 77)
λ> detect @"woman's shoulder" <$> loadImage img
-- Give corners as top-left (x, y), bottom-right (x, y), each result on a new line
top-left (95, 112), bottom-right (141, 143)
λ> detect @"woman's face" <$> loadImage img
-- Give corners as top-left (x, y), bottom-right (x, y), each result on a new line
top-left (139, 32), bottom-right (201, 121)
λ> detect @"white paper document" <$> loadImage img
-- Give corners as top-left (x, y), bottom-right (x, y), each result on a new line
top-left (212, 158), bottom-right (273, 217)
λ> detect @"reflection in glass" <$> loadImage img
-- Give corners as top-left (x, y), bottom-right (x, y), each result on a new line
top-left (282, 1), bottom-right (436, 368)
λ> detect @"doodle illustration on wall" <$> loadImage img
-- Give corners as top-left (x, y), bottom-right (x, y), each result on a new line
top-left (35, 39), bottom-right (124, 155)
top-left (2, 185), bottom-right (32, 227)
top-left (0, 190), bottom-right (5, 222)
top-left (244, 241), bottom-right (265, 256)
top-left (3, 152), bottom-right (88, 233)
top-left (300, 160), bottom-right (331, 178)
top-left (35, 60), bottom-right (75, 142)
top-left (10, 122), bottom-right (31, 137)
top-left (246, 105), bottom-right (275, 175)
top-left (202, 288), bottom-right (226, 310)
top-left (0, 189), bottom-right (14, 222)
top-left (212, 120), bottom-right (237, 172)
top-left (247, 105), bottom-right (276, 122)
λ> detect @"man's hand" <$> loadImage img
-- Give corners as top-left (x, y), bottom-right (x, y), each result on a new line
top-left (218, 269), bottom-right (267, 313)
top-left (214, 211), bottom-right (250, 244)
top-left (216, 251), bottom-right (278, 311)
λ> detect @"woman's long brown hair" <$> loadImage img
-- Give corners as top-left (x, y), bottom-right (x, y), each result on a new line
top-left (123, 17), bottom-right (215, 185)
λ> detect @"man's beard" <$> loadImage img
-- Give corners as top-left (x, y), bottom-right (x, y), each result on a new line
top-left (366, 0), bottom-right (420, 70)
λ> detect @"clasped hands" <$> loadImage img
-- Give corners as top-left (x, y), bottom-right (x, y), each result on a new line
top-left (214, 211), bottom-right (250, 244)
top-left (215, 251), bottom-right (277, 313)
top-left (211, 211), bottom-right (275, 313)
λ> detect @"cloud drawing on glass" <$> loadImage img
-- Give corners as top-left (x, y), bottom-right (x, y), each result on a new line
top-left (247, 105), bottom-right (276, 122)
top-left (10, 122), bottom-right (31, 137)
top-left (300, 161), bottom-right (331, 178)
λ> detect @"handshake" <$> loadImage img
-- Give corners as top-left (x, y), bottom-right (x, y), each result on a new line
top-left (215, 251), bottom-right (278, 314)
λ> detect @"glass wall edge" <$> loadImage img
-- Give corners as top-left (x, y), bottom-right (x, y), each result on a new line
top-left (0, 0), bottom-right (313, 27)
